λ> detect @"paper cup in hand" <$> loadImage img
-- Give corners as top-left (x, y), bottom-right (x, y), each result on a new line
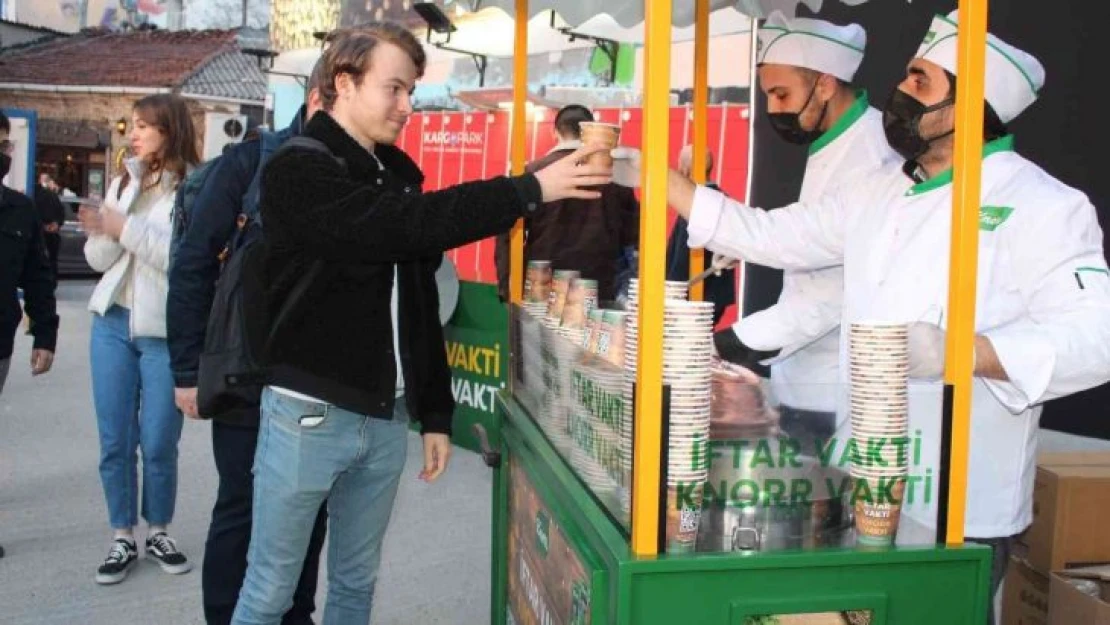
top-left (579, 122), bottom-right (621, 168)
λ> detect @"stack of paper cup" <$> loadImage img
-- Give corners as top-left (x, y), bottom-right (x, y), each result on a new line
top-left (552, 324), bottom-right (586, 450)
top-left (546, 270), bottom-right (579, 328)
top-left (525, 260), bottom-right (553, 305)
top-left (583, 309), bottom-right (605, 353)
top-left (625, 299), bottom-right (715, 553)
top-left (522, 301), bottom-right (549, 320)
top-left (627, 278), bottom-right (688, 316)
top-left (597, 310), bottom-right (629, 369)
top-left (561, 278), bottom-right (598, 330)
top-left (520, 261), bottom-right (550, 321)
top-left (848, 322), bottom-right (910, 546)
top-left (517, 302), bottom-right (545, 398)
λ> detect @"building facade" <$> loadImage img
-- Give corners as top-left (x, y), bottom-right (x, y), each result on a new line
top-left (0, 27), bottom-right (267, 195)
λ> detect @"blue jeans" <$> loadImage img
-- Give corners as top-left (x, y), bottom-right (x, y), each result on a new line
top-left (231, 388), bottom-right (409, 625)
top-left (90, 306), bottom-right (183, 529)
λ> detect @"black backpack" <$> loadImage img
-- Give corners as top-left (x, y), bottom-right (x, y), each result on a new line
top-left (170, 130), bottom-right (282, 274)
top-left (196, 137), bottom-right (342, 424)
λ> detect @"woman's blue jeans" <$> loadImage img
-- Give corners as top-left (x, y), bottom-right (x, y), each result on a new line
top-left (90, 306), bottom-right (183, 529)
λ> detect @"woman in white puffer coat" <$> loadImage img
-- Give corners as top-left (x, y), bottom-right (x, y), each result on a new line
top-left (78, 94), bottom-right (200, 586)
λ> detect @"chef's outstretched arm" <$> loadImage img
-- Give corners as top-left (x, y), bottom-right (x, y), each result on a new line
top-left (972, 336), bottom-right (1008, 380)
top-left (678, 175), bottom-right (848, 272)
top-left (612, 151), bottom-right (847, 271)
top-left (980, 188), bottom-right (1110, 412)
top-left (667, 169), bottom-right (697, 220)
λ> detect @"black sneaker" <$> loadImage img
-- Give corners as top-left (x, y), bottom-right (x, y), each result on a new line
top-left (96, 538), bottom-right (138, 585)
top-left (145, 532), bottom-right (192, 575)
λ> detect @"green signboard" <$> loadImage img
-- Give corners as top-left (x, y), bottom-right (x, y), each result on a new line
top-left (442, 281), bottom-right (509, 453)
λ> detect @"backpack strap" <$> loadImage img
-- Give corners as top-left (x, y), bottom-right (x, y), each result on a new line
top-left (231, 133), bottom-right (345, 254)
top-left (277, 136), bottom-right (347, 171)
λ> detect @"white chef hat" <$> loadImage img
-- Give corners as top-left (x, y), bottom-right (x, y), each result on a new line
top-left (916, 11), bottom-right (1046, 123)
top-left (756, 11), bottom-right (867, 83)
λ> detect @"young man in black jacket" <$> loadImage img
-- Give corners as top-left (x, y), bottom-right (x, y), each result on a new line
top-left (1, 112), bottom-right (58, 394)
top-left (1, 111), bottom-right (59, 560)
top-left (167, 65), bottom-right (328, 625)
top-left (230, 24), bottom-right (612, 625)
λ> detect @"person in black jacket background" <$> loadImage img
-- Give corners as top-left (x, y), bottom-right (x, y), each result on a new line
top-left (167, 63), bottom-right (328, 624)
top-left (230, 24), bottom-right (613, 625)
top-left (1, 111), bottom-right (59, 560)
top-left (33, 174), bottom-right (66, 280)
top-left (494, 104), bottom-right (640, 303)
top-left (1, 111), bottom-right (58, 395)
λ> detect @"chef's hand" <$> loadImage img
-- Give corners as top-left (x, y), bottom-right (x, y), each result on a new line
top-left (175, 387), bottom-right (200, 420)
top-left (712, 329), bottom-right (776, 378)
top-left (30, 349), bottom-right (54, 375)
top-left (419, 433), bottom-right (453, 482)
top-left (533, 145), bottom-right (612, 202)
top-left (907, 322), bottom-right (947, 379)
top-left (610, 147), bottom-right (642, 188)
top-left (710, 253), bottom-right (738, 275)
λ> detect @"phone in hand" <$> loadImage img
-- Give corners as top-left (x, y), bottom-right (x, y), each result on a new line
top-left (61, 196), bottom-right (103, 210)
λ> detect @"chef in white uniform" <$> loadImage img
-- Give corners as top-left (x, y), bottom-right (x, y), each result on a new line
top-left (617, 11), bottom-right (1110, 611)
top-left (712, 12), bottom-right (899, 449)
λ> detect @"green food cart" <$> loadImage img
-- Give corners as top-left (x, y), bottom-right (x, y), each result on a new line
top-left (473, 1), bottom-right (995, 623)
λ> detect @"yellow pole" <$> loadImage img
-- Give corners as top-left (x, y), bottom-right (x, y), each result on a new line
top-left (943, 0), bottom-right (988, 546)
top-left (687, 0), bottom-right (709, 301)
top-left (508, 0), bottom-right (529, 304)
top-left (631, 0), bottom-right (672, 557)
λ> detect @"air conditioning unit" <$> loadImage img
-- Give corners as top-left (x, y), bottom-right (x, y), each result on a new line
top-left (202, 112), bottom-right (249, 160)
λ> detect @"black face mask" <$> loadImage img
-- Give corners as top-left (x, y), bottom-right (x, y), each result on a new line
top-left (767, 80), bottom-right (828, 146)
top-left (883, 89), bottom-right (955, 162)
top-left (0, 153), bottom-right (11, 182)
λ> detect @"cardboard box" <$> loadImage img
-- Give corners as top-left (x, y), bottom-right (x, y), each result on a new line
top-left (1003, 556), bottom-right (1050, 625)
top-left (1020, 452), bottom-right (1110, 574)
top-left (1048, 566), bottom-right (1110, 624)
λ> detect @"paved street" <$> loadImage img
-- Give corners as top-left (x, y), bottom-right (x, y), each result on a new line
top-left (0, 281), bottom-right (491, 625)
top-left (3, 281), bottom-right (1110, 625)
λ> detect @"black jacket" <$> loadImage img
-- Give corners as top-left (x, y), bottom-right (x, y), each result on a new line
top-left (33, 184), bottom-right (66, 229)
top-left (1, 186), bottom-right (58, 360)
top-left (259, 111), bottom-right (542, 434)
top-left (168, 109), bottom-right (305, 392)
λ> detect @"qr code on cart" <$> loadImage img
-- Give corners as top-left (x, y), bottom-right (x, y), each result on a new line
top-left (679, 506), bottom-right (701, 533)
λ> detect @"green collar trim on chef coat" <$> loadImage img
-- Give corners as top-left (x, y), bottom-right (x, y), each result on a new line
top-left (904, 135), bottom-right (1015, 197)
top-left (808, 89), bottom-right (870, 156)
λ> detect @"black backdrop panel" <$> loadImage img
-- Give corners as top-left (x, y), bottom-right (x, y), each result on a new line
top-left (742, 0), bottom-right (1109, 438)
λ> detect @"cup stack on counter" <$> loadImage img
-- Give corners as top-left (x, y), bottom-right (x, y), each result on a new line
top-left (848, 322), bottom-right (911, 546)
top-left (620, 279), bottom-right (690, 493)
top-left (624, 279), bottom-right (715, 553)
top-left (521, 260), bottom-right (552, 320)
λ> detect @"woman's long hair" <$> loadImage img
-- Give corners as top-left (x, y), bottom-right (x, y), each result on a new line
top-left (120, 94), bottom-right (201, 194)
